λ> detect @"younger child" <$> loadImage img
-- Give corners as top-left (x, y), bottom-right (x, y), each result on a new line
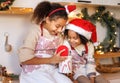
top-left (18, 1), bottom-right (76, 83)
top-left (64, 18), bottom-right (110, 83)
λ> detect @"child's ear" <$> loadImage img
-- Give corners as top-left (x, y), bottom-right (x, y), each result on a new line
top-left (45, 17), bottom-right (50, 24)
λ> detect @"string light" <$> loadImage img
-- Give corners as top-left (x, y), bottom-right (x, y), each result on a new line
top-left (110, 49), bottom-right (113, 52)
top-left (95, 46), bottom-right (98, 49)
top-left (96, 10), bottom-right (98, 13)
top-left (113, 45), bottom-right (116, 47)
top-left (80, 6), bottom-right (120, 53)
top-left (112, 25), bottom-right (115, 28)
top-left (110, 12), bottom-right (114, 16)
top-left (99, 46), bottom-right (103, 49)
top-left (97, 17), bottom-right (100, 20)
top-left (110, 40), bottom-right (113, 42)
top-left (0, 7), bottom-right (33, 14)
top-left (114, 32), bottom-right (117, 35)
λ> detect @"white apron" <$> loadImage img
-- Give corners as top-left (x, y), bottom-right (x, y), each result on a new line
top-left (20, 28), bottom-right (72, 83)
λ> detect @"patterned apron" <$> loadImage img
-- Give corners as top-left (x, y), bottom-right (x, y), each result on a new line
top-left (20, 26), bottom-right (72, 83)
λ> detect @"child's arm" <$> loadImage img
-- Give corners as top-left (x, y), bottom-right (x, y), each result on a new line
top-left (20, 48), bottom-right (67, 65)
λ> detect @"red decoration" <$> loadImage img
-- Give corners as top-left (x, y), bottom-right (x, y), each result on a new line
top-left (56, 45), bottom-right (69, 56)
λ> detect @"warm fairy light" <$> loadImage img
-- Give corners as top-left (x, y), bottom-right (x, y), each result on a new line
top-left (97, 17), bottom-right (100, 20)
top-left (28, 8), bottom-right (33, 12)
top-left (113, 45), bottom-right (116, 47)
top-left (110, 40), bottom-right (112, 42)
top-left (114, 32), bottom-right (117, 35)
top-left (1, 7), bottom-right (33, 14)
top-left (95, 46), bottom-right (98, 49)
top-left (99, 51), bottom-right (104, 54)
top-left (9, 80), bottom-right (12, 83)
top-left (96, 50), bottom-right (101, 54)
top-left (96, 10), bottom-right (98, 13)
top-left (99, 46), bottom-right (102, 49)
top-left (112, 25), bottom-right (115, 28)
top-left (96, 50), bottom-right (104, 54)
top-left (81, 15), bottom-right (84, 18)
top-left (110, 12), bottom-right (114, 16)
top-left (110, 49), bottom-right (113, 52)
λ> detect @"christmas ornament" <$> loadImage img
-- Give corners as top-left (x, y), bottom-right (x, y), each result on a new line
top-left (56, 45), bottom-right (69, 56)
top-left (0, 0), bottom-right (15, 11)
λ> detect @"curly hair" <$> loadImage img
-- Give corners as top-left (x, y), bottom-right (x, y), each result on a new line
top-left (32, 1), bottom-right (68, 24)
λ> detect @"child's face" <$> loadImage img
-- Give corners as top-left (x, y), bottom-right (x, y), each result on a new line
top-left (67, 30), bottom-right (81, 48)
top-left (45, 18), bottom-right (67, 35)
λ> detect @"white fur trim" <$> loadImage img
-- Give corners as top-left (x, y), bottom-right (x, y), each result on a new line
top-left (66, 24), bottom-right (92, 40)
top-left (93, 42), bottom-right (99, 46)
top-left (65, 5), bottom-right (69, 14)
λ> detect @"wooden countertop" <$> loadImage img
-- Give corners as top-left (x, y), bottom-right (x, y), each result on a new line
top-left (94, 52), bottom-right (120, 59)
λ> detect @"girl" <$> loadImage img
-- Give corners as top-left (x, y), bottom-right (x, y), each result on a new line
top-left (64, 18), bottom-right (110, 83)
top-left (18, 1), bottom-right (76, 83)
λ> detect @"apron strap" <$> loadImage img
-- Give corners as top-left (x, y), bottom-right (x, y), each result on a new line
top-left (40, 24), bottom-right (43, 36)
top-left (85, 44), bottom-right (88, 54)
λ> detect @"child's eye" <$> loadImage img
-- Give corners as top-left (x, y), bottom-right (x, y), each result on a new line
top-left (55, 25), bottom-right (61, 28)
top-left (56, 25), bottom-right (59, 28)
top-left (74, 37), bottom-right (78, 40)
top-left (68, 36), bottom-right (77, 39)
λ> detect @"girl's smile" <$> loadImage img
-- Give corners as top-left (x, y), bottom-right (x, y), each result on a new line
top-left (67, 30), bottom-right (81, 48)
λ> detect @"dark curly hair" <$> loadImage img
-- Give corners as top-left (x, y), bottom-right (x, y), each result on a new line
top-left (32, 1), bottom-right (68, 24)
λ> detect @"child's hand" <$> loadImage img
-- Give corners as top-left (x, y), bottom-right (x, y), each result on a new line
top-left (50, 49), bottom-right (67, 64)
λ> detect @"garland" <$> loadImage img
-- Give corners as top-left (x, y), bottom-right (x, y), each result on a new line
top-left (0, 0), bottom-right (15, 11)
top-left (0, 65), bottom-right (19, 80)
top-left (80, 6), bottom-right (120, 53)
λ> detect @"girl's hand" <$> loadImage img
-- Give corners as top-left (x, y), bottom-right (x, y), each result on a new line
top-left (50, 49), bottom-right (67, 64)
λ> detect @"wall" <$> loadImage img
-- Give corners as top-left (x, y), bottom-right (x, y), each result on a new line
top-left (77, 0), bottom-right (120, 5)
top-left (0, 15), bottom-right (26, 74)
top-left (0, 0), bottom-right (120, 74)
top-left (0, 0), bottom-right (44, 75)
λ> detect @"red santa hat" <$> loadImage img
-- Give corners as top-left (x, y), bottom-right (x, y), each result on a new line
top-left (66, 18), bottom-right (98, 46)
top-left (65, 5), bottom-right (76, 14)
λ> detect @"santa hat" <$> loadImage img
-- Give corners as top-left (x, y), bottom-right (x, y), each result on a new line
top-left (65, 5), bottom-right (76, 14)
top-left (66, 18), bottom-right (98, 46)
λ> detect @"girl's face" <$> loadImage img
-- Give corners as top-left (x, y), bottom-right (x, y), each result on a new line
top-left (45, 17), bottom-right (67, 35)
top-left (67, 30), bottom-right (81, 48)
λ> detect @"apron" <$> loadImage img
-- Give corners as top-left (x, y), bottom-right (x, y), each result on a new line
top-left (70, 44), bottom-right (99, 80)
top-left (20, 26), bottom-right (72, 83)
